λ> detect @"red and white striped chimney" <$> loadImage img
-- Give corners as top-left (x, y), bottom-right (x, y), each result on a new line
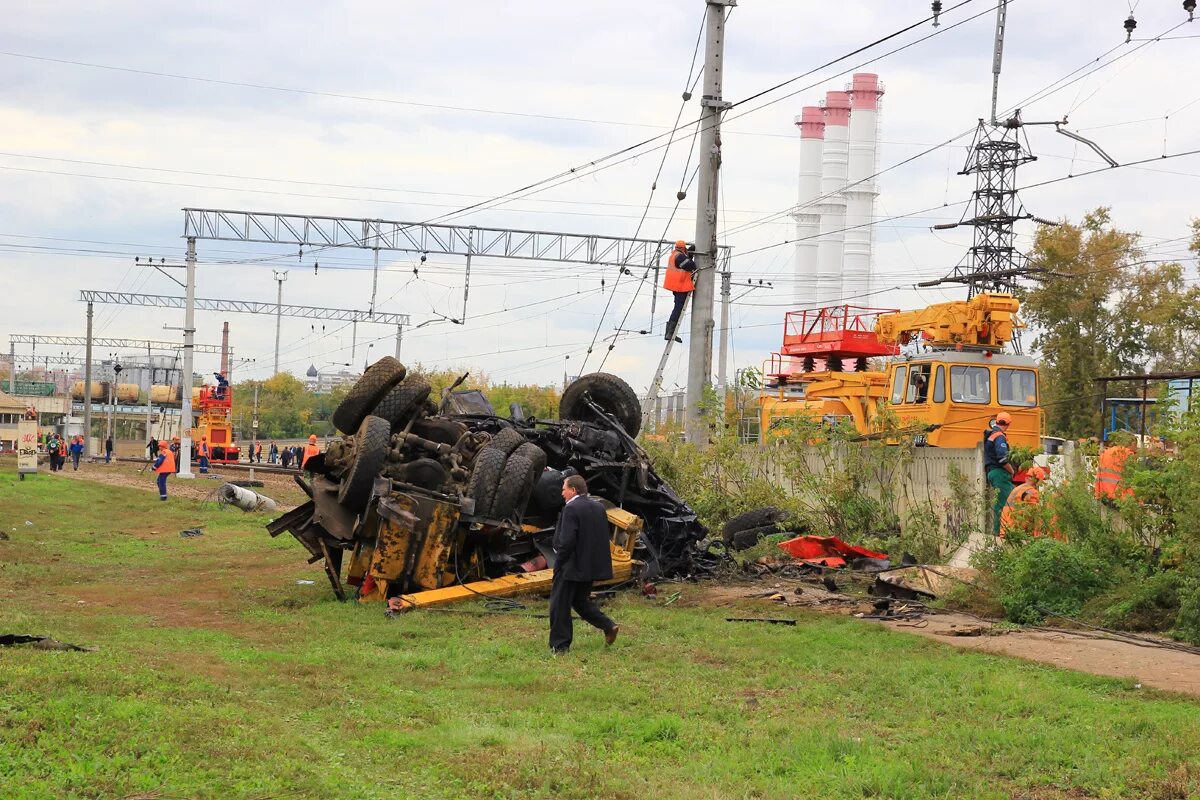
top-left (793, 106), bottom-right (825, 304)
top-left (815, 91), bottom-right (851, 306)
top-left (842, 73), bottom-right (884, 301)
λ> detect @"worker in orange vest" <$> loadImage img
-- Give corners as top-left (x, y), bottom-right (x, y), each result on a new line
top-left (662, 240), bottom-right (696, 343)
top-left (198, 437), bottom-right (210, 474)
top-left (1094, 434), bottom-right (1135, 501)
top-left (153, 441), bottom-right (175, 501)
top-left (1000, 465), bottom-right (1047, 539)
top-left (301, 434), bottom-right (321, 470)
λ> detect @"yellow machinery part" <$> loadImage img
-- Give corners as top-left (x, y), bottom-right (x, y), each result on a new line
top-left (372, 506), bottom-right (643, 609)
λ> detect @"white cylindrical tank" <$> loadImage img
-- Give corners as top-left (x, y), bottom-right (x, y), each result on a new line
top-left (793, 106), bottom-right (825, 305)
top-left (816, 91), bottom-right (851, 306)
top-left (842, 73), bottom-right (884, 301)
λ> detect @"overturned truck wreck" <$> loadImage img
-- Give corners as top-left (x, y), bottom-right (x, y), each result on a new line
top-left (268, 359), bottom-right (720, 609)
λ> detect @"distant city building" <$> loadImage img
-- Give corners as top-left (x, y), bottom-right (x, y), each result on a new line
top-left (306, 365), bottom-right (359, 394)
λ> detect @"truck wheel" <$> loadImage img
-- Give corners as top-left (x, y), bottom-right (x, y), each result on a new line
top-left (491, 443), bottom-right (546, 520)
top-left (332, 358), bottom-right (406, 435)
top-left (511, 441), bottom-right (547, 474)
top-left (721, 507), bottom-right (786, 540)
top-left (559, 372), bottom-right (641, 437)
top-left (724, 524), bottom-right (783, 552)
top-left (337, 415), bottom-right (390, 512)
top-left (484, 427), bottom-right (526, 458)
top-left (373, 375), bottom-right (431, 432)
top-left (466, 447), bottom-right (507, 518)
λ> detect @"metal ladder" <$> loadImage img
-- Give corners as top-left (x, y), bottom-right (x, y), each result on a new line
top-left (640, 294), bottom-right (689, 429)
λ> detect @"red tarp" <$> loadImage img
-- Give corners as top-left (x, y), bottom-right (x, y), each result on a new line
top-left (777, 535), bottom-right (888, 569)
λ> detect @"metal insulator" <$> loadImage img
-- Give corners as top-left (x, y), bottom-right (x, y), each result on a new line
top-left (1124, 14), bottom-right (1137, 43)
top-left (931, 1), bottom-right (943, 27)
top-left (1186, 0), bottom-right (1197, 22)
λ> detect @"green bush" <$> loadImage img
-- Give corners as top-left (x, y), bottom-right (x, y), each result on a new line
top-left (1087, 570), bottom-right (1183, 632)
top-left (1173, 569), bottom-right (1200, 646)
top-left (994, 538), bottom-right (1111, 624)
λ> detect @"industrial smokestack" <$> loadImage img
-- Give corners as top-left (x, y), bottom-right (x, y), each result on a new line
top-left (816, 91), bottom-right (851, 306)
top-left (793, 106), bottom-right (825, 304)
top-left (220, 321), bottom-right (230, 377)
top-left (842, 73), bottom-right (884, 301)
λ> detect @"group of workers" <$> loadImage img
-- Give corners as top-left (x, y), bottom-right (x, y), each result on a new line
top-left (151, 434), bottom-right (321, 500)
top-left (985, 411), bottom-right (1138, 539)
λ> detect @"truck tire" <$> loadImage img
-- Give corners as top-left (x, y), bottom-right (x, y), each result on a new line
top-left (511, 441), bottom-right (547, 475)
top-left (332, 358), bottom-right (406, 435)
top-left (483, 427), bottom-right (526, 458)
top-left (373, 375), bottom-right (432, 432)
top-left (559, 372), bottom-right (641, 437)
top-left (466, 447), bottom-right (507, 518)
top-left (724, 523), bottom-right (782, 552)
top-left (337, 415), bottom-right (390, 513)
top-left (490, 452), bottom-right (540, 520)
top-left (721, 507), bottom-right (786, 540)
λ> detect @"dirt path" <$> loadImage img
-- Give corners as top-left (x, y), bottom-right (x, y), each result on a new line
top-left (691, 580), bottom-right (1200, 698)
top-left (54, 459), bottom-right (310, 509)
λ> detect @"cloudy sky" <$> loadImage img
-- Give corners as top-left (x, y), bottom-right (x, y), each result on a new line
top-left (2, 0), bottom-right (1197, 395)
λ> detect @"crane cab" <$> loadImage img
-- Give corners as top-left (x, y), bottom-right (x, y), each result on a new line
top-left (883, 351), bottom-right (1041, 447)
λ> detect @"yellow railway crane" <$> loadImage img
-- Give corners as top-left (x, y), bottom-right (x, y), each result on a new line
top-left (758, 293), bottom-right (1042, 448)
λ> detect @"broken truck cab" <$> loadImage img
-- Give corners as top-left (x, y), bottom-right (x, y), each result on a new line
top-left (267, 365), bottom-right (716, 609)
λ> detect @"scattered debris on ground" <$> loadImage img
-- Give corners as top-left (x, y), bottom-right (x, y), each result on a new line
top-left (217, 483), bottom-right (279, 512)
top-left (179, 528), bottom-right (205, 538)
top-left (0, 634), bottom-right (96, 652)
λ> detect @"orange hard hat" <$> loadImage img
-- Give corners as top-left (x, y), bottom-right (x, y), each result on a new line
top-left (1028, 466), bottom-right (1047, 482)
top-left (675, 240), bottom-right (688, 250)
top-left (995, 412), bottom-right (1013, 425)
top-left (159, 441), bottom-right (169, 450)
top-left (308, 434), bottom-right (318, 443)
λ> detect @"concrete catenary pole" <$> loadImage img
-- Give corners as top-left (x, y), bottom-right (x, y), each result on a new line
top-left (178, 237), bottom-right (196, 479)
top-left (83, 302), bottom-right (93, 457)
top-left (816, 91), bottom-right (851, 306)
top-left (717, 269), bottom-right (731, 397)
top-left (841, 73), bottom-right (884, 301)
top-left (272, 270), bottom-right (288, 376)
top-left (793, 106), bottom-right (825, 305)
top-left (685, 0), bottom-right (735, 445)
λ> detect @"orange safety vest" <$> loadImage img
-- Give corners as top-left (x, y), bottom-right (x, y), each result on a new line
top-left (302, 443), bottom-right (320, 468)
top-left (155, 449), bottom-right (176, 474)
top-left (662, 249), bottom-right (695, 293)
top-left (999, 483), bottom-right (1039, 538)
top-left (1094, 445), bottom-right (1133, 499)
top-left (199, 442), bottom-right (209, 458)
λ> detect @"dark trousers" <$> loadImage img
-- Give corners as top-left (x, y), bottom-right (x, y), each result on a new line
top-left (549, 575), bottom-right (615, 653)
top-left (104, 450), bottom-right (112, 464)
top-left (156, 472), bottom-right (169, 500)
top-left (199, 456), bottom-right (209, 473)
top-left (665, 291), bottom-right (690, 339)
top-left (71, 453), bottom-right (81, 470)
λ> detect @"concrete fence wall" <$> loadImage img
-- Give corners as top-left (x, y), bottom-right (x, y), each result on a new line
top-left (740, 444), bottom-right (988, 555)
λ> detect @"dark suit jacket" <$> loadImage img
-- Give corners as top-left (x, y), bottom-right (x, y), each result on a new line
top-left (552, 495), bottom-right (613, 582)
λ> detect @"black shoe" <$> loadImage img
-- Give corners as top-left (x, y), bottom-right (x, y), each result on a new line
top-left (551, 648), bottom-right (569, 656)
top-left (664, 335), bottom-right (682, 343)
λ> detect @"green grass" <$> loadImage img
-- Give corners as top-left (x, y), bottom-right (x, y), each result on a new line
top-left (2, 467), bottom-right (1199, 799)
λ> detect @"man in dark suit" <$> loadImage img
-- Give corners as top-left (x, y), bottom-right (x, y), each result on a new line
top-left (549, 475), bottom-right (619, 654)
